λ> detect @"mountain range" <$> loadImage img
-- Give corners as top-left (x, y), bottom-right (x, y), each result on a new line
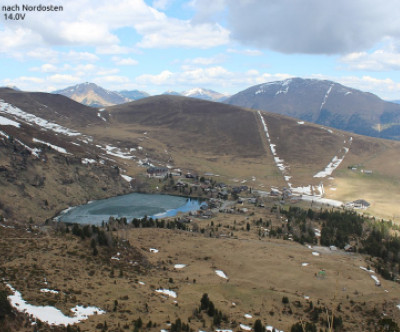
top-left (226, 78), bottom-right (400, 140)
top-left (53, 83), bottom-right (228, 107)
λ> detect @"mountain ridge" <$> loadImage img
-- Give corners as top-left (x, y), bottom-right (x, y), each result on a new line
top-left (226, 77), bottom-right (400, 140)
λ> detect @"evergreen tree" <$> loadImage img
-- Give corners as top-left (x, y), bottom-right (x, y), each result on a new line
top-left (200, 293), bottom-right (210, 310)
top-left (254, 319), bottom-right (265, 332)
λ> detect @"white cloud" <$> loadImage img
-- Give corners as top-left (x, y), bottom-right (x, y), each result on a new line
top-left (136, 70), bottom-right (174, 85)
top-left (12, 48), bottom-right (99, 64)
top-left (112, 57), bottom-right (139, 66)
top-left (47, 74), bottom-right (81, 84)
top-left (336, 76), bottom-right (400, 100)
top-left (136, 20), bottom-right (230, 48)
top-left (152, 0), bottom-right (173, 10)
top-left (64, 51), bottom-right (99, 62)
top-left (135, 65), bottom-right (293, 93)
top-left (184, 54), bottom-right (226, 65)
top-left (227, 48), bottom-right (263, 56)
top-left (0, 28), bottom-right (44, 52)
top-left (96, 68), bottom-right (120, 76)
top-left (96, 45), bottom-right (137, 55)
top-left (340, 40), bottom-right (400, 71)
top-left (17, 76), bottom-right (45, 84)
top-left (59, 22), bottom-right (118, 45)
top-left (0, 0), bottom-right (231, 58)
top-left (30, 64), bottom-right (58, 73)
top-left (94, 75), bottom-right (131, 84)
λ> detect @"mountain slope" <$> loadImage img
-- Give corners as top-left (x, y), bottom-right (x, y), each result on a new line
top-left (0, 87), bottom-right (103, 127)
top-left (107, 95), bottom-right (263, 156)
top-left (226, 78), bottom-right (400, 140)
top-left (54, 82), bottom-right (130, 107)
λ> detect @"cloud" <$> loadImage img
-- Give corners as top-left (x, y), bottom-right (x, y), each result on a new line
top-left (340, 40), bottom-right (400, 71)
top-left (94, 75), bottom-right (131, 84)
top-left (112, 57), bottom-right (139, 66)
top-left (96, 45), bottom-right (137, 55)
top-left (65, 51), bottom-right (99, 62)
top-left (336, 76), bottom-right (400, 100)
top-left (59, 22), bottom-right (118, 45)
top-left (184, 54), bottom-right (226, 65)
top-left (152, 0), bottom-right (173, 10)
top-left (135, 65), bottom-right (293, 93)
top-left (136, 19), bottom-right (230, 48)
top-left (0, 0), bottom-right (230, 55)
top-left (227, 48), bottom-right (263, 56)
top-left (0, 28), bottom-right (44, 53)
top-left (30, 64), bottom-right (59, 73)
top-left (47, 74), bottom-right (81, 84)
top-left (222, 0), bottom-right (400, 54)
top-left (136, 70), bottom-right (174, 85)
top-left (190, 0), bottom-right (227, 24)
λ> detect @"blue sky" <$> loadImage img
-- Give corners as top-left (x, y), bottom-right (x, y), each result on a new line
top-left (1, 0), bottom-right (400, 99)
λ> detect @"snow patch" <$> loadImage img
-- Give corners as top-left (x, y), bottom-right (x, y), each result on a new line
top-left (215, 270), bottom-right (229, 279)
top-left (33, 138), bottom-right (70, 155)
top-left (0, 115), bottom-right (20, 127)
top-left (240, 324), bottom-right (252, 331)
top-left (360, 266), bottom-right (374, 273)
top-left (7, 284), bottom-right (104, 326)
top-left (174, 264), bottom-right (186, 269)
top-left (103, 145), bottom-right (136, 160)
top-left (97, 113), bottom-right (107, 122)
top-left (371, 275), bottom-right (381, 286)
top-left (14, 138), bottom-right (41, 158)
top-left (81, 158), bottom-right (96, 164)
top-left (40, 289), bottom-right (59, 294)
top-left (120, 174), bottom-right (133, 182)
top-left (155, 289), bottom-right (177, 298)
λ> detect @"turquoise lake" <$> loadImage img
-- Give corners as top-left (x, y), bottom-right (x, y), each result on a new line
top-left (57, 193), bottom-right (204, 225)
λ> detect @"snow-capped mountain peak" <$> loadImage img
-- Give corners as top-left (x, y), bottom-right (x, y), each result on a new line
top-left (181, 88), bottom-right (227, 101)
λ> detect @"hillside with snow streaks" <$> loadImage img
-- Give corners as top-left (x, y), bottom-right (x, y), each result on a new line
top-left (0, 100), bottom-right (81, 137)
top-left (258, 111), bottom-right (290, 174)
top-left (258, 111), bottom-right (335, 199)
top-left (314, 137), bottom-right (352, 178)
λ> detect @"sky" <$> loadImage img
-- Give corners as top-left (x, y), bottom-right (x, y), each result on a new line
top-left (1, 0), bottom-right (400, 99)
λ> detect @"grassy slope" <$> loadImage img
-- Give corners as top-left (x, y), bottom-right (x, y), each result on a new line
top-left (2, 203), bottom-right (400, 331)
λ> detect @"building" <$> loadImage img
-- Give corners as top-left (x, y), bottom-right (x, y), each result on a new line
top-left (146, 166), bottom-right (169, 178)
